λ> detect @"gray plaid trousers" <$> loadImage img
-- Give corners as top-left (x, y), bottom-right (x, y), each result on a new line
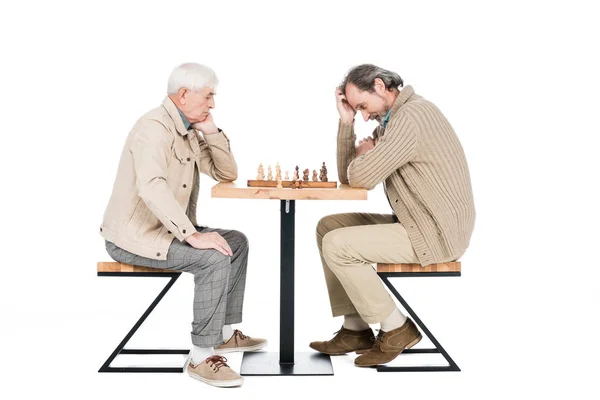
top-left (105, 226), bottom-right (248, 347)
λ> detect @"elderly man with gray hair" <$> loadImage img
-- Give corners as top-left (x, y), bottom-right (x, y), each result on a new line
top-left (310, 64), bottom-right (475, 368)
top-left (100, 63), bottom-right (266, 387)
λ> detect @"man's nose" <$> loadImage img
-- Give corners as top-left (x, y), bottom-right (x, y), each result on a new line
top-left (361, 110), bottom-right (369, 122)
top-left (209, 97), bottom-right (215, 109)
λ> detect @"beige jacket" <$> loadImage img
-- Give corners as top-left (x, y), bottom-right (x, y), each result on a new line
top-left (337, 86), bottom-right (475, 266)
top-left (100, 97), bottom-right (237, 260)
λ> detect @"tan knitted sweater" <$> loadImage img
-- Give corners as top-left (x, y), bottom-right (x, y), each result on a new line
top-left (337, 85), bottom-right (475, 266)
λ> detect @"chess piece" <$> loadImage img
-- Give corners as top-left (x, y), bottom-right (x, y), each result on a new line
top-left (319, 162), bottom-right (328, 182)
top-left (275, 163), bottom-right (282, 180)
top-left (285, 170), bottom-right (290, 180)
top-left (257, 163), bottom-right (265, 180)
top-left (293, 165), bottom-right (300, 181)
top-left (312, 170), bottom-right (318, 181)
top-left (302, 168), bottom-right (309, 181)
top-left (267, 165), bottom-right (273, 181)
top-left (276, 175), bottom-right (283, 189)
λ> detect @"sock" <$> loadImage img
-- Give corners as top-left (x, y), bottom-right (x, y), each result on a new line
top-left (343, 313), bottom-right (370, 331)
top-left (192, 346), bottom-right (215, 364)
top-left (222, 325), bottom-right (234, 342)
top-left (381, 308), bottom-right (407, 332)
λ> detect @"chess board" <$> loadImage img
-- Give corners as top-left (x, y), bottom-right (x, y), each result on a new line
top-left (247, 180), bottom-right (338, 188)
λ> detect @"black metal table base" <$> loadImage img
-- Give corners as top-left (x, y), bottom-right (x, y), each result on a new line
top-left (239, 200), bottom-right (336, 376)
top-left (98, 272), bottom-right (190, 373)
top-left (241, 352), bottom-right (333, 376)
top-left (377, 272), bottom-right (461, 372)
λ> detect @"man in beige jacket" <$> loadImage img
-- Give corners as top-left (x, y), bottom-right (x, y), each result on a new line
top-left (101, 63), bottom-right (266, 387)
top-left (309, 64), bottom-right (475, 367)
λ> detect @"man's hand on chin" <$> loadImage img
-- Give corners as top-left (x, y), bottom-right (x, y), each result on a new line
top-left (192, 113), bottom-right (219, 135)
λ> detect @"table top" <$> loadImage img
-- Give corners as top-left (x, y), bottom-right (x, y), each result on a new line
top-left (211, 182), bottom-right (368, 201)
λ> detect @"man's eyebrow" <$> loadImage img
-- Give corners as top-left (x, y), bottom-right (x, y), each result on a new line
top-left (208, 91), bottom-right (216, 96)
top-left (355, 103), bottom-right (365, 110)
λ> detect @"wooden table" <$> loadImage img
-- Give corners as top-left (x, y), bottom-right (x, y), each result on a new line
top-left (211, 182), bottom-right (367, 376)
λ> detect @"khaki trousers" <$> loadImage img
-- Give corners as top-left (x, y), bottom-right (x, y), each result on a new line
top-left (317, 213), bottom-right (420, 324)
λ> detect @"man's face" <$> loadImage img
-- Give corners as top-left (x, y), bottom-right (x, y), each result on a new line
top-left (178, 86), bottom-right (216, 123)
top-left (344, 82), bottom-right (390, 123)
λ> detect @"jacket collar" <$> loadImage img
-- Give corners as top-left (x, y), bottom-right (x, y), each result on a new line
top-left (162, 96), bottom-right (190, 136)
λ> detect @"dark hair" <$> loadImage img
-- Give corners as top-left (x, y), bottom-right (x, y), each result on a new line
top-left (339, 64), bottom-right (403, 94)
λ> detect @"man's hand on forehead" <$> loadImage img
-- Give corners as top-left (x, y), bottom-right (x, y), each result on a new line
top-left (335, 87), bottom-right (357, 124)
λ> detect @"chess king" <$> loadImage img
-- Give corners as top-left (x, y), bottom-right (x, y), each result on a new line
top-left (100, 63), bottom-right (267, 388)
top-left (310, 64), bottom-right (476, 367)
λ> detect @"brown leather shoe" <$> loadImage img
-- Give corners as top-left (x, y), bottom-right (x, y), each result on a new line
top-left (309, 326), bottom-right (374, 355)
top-left (354, 318), bottom-right (422, 367)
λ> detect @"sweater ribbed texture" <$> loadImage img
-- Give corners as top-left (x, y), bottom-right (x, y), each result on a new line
top-left (337, 86), bottom-right (475, 266)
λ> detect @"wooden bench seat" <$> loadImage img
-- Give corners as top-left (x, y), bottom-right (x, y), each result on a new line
top-left (376, 261), bottom-right (461, 273)
top-left (97, 261), bottom-right (181, 274)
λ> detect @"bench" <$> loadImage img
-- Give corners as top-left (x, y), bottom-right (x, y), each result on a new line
top-left (376, 261), bottom-right (461, 372)
top-left (97, 262), bottom-right (190, 373)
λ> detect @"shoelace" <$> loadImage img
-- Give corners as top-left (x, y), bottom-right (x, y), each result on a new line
top-left (370, 329), bottom-right (385, 345)
top-left (233, 329), bottom-right (249, 340)
top-left (206, 355), bottom-right (229, 372)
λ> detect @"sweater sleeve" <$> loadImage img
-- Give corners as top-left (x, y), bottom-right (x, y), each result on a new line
top-left (347, 114), bottom-right (418, 190)
top-left (336, 120), bottom-right (356, 184)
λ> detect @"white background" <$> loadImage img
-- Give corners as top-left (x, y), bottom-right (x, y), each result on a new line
top-left (1, 0), bottom-right (599, 398)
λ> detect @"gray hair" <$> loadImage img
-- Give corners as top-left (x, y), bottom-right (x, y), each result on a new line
top-left (167, 63), bottom-right (219, 95)
top-left (339, 64), bottom-right (403, 94)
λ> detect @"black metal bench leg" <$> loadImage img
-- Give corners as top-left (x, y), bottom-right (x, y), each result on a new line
top-left (378, 275), bottom-right (460, 372)
top-left (98, 273), bottom-right (190, 373)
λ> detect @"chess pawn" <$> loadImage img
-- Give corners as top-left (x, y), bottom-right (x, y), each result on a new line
top-left (302, 168), bottom-right (309, 181)
top-left (276, 175), bottom-right (283, 189)
top-left (257, 163), bottom-right (265, 180)
top-left (267, 165), bottom-right (273, 181)
top-left (312, 170), bottom-right (318, 181)
top-left (285, 170), bottom-right (290, 180)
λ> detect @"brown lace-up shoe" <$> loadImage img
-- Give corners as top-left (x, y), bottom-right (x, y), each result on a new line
top-left (309, 326), bottom-right (374, 355)
top-left (187, 355), bottom-right (244, 387)
top-left (354, 318), bottom-right (422, 367)
top-left (214, 329), bottom-right (268, 355)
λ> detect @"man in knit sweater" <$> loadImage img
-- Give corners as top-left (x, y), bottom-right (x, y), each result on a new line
top-left (309, 64), bottom-right (475, 367)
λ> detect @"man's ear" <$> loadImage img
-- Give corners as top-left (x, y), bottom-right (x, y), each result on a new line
top-left (373, 78), bottom-right (386, 94)
top-left (178, 88), bottom-right (188, 105)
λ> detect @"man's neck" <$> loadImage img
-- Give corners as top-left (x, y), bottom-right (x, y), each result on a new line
top-left (388, 87), bottom-right (401, 105)
top-left (168, 95), bottom-right (192, 129)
